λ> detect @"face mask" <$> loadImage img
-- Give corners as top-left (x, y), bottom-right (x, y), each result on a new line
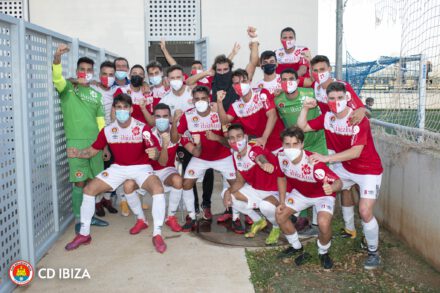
top-left (149, 75), bottom-right (162, 86)
top-left (191, 69), bottom-right (203, 76)
top-left (195, 100), bottom-right (209, 113)
top-left (230, 137), bottom-right (247, 152)
top-left (284, 148), bottom-right (302, 162)
top-left (130, 75), bottom-right (144, 87)
top-left (115, 109), bottom-right (130, 123)
top-left (115, 71), bottom-right (128, 80)
top-left (262, 63), bottom-right (276, 75)
top-left (170, 79), bottom-right (184, 91)
top-left (312, 71), bottom-right (331, 85)
top-left (281, 80), bottom-right (298, 94)
top-left (155, 117), bottom-right (170, 132)
top-left (328, 98), bottom-right (347, 113)
top-left (233, 83), bottom-right (251, 97)
top-left (77, 72), bottom-right (94, 83)
top-left (282, 39), bottom-right (296, 50)
top-left (100, 76), bottom-right (115, 88)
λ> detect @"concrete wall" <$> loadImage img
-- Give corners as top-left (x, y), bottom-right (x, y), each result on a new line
top-left (29, 0), bottom-right (145, 68)
top-left (374, 135), bottom-right (440, 271)
top-left (201, 0), bottom-right (318, 83)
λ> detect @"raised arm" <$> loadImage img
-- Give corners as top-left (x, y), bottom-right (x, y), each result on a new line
top-left (245, 26), bottom-right (260, 81)
top-left (216, 90), bottom-right (234, 125)
top-left (159, 39), bottom-right (177, 66)
top-left (227, 42), bottom-right (241, 61)
top-left (52, 44), bottom-right (70, 93)
top-left (185, 68), bottom-right (214, 86)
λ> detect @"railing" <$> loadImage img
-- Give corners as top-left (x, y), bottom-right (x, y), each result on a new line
top-left (0, 13), bottom-right (117, 293)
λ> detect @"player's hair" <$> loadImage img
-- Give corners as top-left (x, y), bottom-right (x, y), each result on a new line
top-left (280, 27), bottom-right (296, 38)
top-left (113, 93), bottom-right (133, 107)
top-left (260, 50), bottom-right (277, 63)
top-left (191, 85), bottom-right (210, 97)
top-left (100, 61), bottom-right (115, 71)
top-left (310, 55), bottom-right (331, 67)
top-left (167, 64), bottom-right (184, 76)
top-left (77, 57), bottom-right (94, 68)
top-left (153, 103), bottom-right (171, 115)
top-left (114, 57), bottom-right (129, 69)
top-left (280, 68), bottom-right (298, 80)
top-left (231, 69), bottom-right (249, 81)
top-left (211, 54), bottom-right (234, 71)
top-left (146, 60), bottom-right (163, 73)
top-left (326, 81), bottom-right (346, 95)
top-left (280, 126), bottom-right (305, 143)
top-left (191, 60), bottom-right (203, 67)
top-left (130, 64), bottom-right (145, 75)
top-left (366, 97), bottom-right (374, 104)
top-left (227, 123), bottom-right (245, 134)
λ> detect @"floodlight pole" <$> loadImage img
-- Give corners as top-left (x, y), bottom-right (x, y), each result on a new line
top-left (335, 0), bottom-right (344, 79)
top-left (417, 54), bottom-right (427, 134)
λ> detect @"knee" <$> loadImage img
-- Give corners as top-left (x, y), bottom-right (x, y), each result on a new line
top-left (123, 180), bottom-right (137, 194)
top-left (275, 210), bottom-right (288, 224)
top-left (149, 176), bottom-right (164, 194)
top-left (172, 175), bottom-right (183, 189)
top-left (317, 216), bottom-right (332, 232)
top-left (182, 179), bottom-right (194, 190)
top-left (359, 206), bottom-right (373, 222)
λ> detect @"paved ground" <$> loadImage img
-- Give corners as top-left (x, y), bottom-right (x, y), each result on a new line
top-left (15, 178), bottom-right (255, 293)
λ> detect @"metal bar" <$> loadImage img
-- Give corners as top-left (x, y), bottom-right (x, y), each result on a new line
top-left (417, 54), bottom-right (427, 131)
top-left (335, 0), bottom-right (344, 79)
top-left (371, 119), bottom-right (440, 140)
top-left (70, 38), bottom-right (79, 77)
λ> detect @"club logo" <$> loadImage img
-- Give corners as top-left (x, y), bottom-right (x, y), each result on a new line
top-left (330, 116), bottom-right (336, 122)
top-left (102, 171), bottom-right (109, 177)
top-left (258, 83), bottom-right (264, 88)
top-left (9, 260), bottom-right (34, 286)
top-left (188, 170), bottom-right (195, 176)
top-left (111, 127), bottom-right (118, 133)
top-left (192, 116), bottom-right (199, 123)
top-left (282, 159), bottom-right (289, 166)
top-left (75, 171), bottom-right (83, 178)
top-left (238, 103), bottom-right (245, 109)
top-left (278, 102), bottom-right (285, 108)
top-left (287, 198), bottom-right (294, 205)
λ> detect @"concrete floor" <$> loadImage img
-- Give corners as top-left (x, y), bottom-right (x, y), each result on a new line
top-left (15, 176), bottom-right (255, 293)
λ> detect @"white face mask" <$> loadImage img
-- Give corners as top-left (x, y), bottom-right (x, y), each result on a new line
top-left (195, 100), bottom-right (209, 113)
top-left (149, 75), bottom-right (162, 86)
top-left (282, 39), bottom-right (296, 50)
top-left (314, 71), bottom-right (331, 85)
top-left (328, 98), bottom-right (347, 114)
top-left (284, 148), bottom-right (302, 162)
top-left (281, 80), bottom-right (298, 94)
top-left (230, 137), bottom-right (247, 152)
top-left (233, 83), bottom-right (251, 97)
top-left (170, 79), bottom-right (183, 91)
top-left (85, 73), bottom-right (94, 82)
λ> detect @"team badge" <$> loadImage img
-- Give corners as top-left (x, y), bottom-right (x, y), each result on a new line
top-left (188, 170), bottom-right (195, 176)
top-left (192, 116), bottom-right (199, 123)
top-left (9, 260), bottom-right (34, 286)
top-left (102, 171), bottom-right (109, 177)
top-left (75, 171), bottom-right (83, 178)
top-left (238, 103), bottom-right (245, 109)
top-left (278, 102), bottom-right (285, 108)
top-left (112, 127), bottom-right (118, 133)
top-left (258, 83), bottom-right (264, 88)
top-left (287, 198), bottom-right (294, 205)
top-left (282, 159), bottom-right (289, 166)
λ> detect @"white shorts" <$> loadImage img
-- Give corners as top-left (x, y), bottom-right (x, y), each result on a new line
top-left (332, 164), bottom-right (382, 199)
top-left (184, 156), bottom-right (236, 180)
top-left (236, 184), bottom-right (279, 209)
top-left (285, 189), bottom-right (335, 215)
top-left (154, 167), bottom-right (179, 184)
top-left (96, 164), bottom-right (154, 191)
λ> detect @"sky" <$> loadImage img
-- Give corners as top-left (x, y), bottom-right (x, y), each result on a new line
top-left (318, 0), bottom-right (401, 63)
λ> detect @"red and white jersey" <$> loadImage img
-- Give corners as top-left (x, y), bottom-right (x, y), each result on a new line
top-left (177, 108), bottom-right (230, 161)
top-left (313, 79), bottom-right (363, 114)
top-left (275, 46), bottom-right (310, 75)
top-left (255, 75), bottom-right (281, 95)
top-left (277, 150), bottom-right (339, 198)
top-left (152, 84), bottom-right (170, 99)
top-left (91, 84), bottom-right (117, 125)
top-left (92, 118), bottom-right (159, 166)
top-left (227, 89), bottom-right (283, 152)
top-left (149, 127), bottom-right (190, 170)
top-left (113, 86), bottom-right (160, 124)
top-left (308, 109), bottom-right (383, 175)
top-left (197, 75), bottom-right (213, 90)
top-left (232, 144), bottom-right (279, 192)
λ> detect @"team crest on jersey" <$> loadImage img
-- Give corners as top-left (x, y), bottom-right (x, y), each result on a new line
top-left (278, 52), bottom-right (285, 57)
top-left (102, 171), bottom-right (109, 177)
top-left (258, 83), bottom-right (264, 88)
top-left (236, 154), bottom-right (242, 160)
top-left (278, 102), bottom-right (285, 108)
top-left (75, 171), bottom-right (83, 178)
top-left (132, 126), bottom-right (140, 136)
top-left (301, 164), bottom-right (311, 175)
top-left (238, 103), bottom-right (245, 109)
top-left (127, 89), bottom-right (132, 95)
top-left (282, 159), bottom-right (289, 166)
top-left (330, 116), bottom-right (336, 122)
top-left (192, 116), bottom-right (200, 123)
top-left (112, 127), bottom-right (118, 133)
top-left (287, 197), bottom-right (294, 205)
top-left (314, 169), bottom-right (325, 180)
top-left (188, 169), bottom-right (195, 176)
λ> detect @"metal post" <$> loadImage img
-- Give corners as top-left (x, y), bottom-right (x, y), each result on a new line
top-left (335, 0), bottom-right (344, 80)
top-left (70, 38), bottom-right (79, 77)
top-left (417, 54), bottom-right (427, 141)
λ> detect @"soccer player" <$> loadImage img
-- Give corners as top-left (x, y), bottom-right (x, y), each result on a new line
top-left (52, 44), bottom-right (108, 232)
top-left (171, 86), bottom-right (236, 231)
top-left (217, 69), bottom-right (284, 153)
top-left (276, 127), bottom-right (342, 269)
top-left (309, 55), bottom-right (369, 239)
top-left (150, 103), bottom-right (201, 232)
top-left (298, 82), bottom-right (384, 269)
top-left (114, 65), bottom-right (157, 126)
top-left (223, 124), bottom-right (281, 244)
top-left (160, 65), bottom-right (194, 115)
top-left (275, 27), bottom-right (310, 76)
top-left (146, 61), bottom-right (170, 100)
top-left (114, 57), bottom-right (130, 87)
top-left (255, 50), bottom-right (282, 95)
top-left (65, 94), bottom-right (168, 253)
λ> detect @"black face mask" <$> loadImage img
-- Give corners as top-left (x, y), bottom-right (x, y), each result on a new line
top-left (213, 71), bottom-right (233, 89)
top-left (130, 75), bottom-right (144, 87)
top-left (262, 63), bottom-right (277, 75)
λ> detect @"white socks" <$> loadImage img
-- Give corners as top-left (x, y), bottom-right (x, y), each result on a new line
top-left (342, 206), bottom-right (356, 231)
top-left (152, 194), bottom-right (166, 236)
top-left (168, 188), bottom-right (183, 217)
top-left (259, 200), bottom-right (278, 227)
top-left (285, 232), bottom-right (302, 249)
top-left (182, 189), bottom-right (196, 219)
top-left (103, 192), bottom-right (111, 200)
top-left (231, 196), bottom-right (261, 222)
top-left (317, 239), bottom-right (331, 255)
top-left (362, 217), bottom-right (379, 252)
top-left (79, 194), bottom-right (96, 236)
top-left (125, 192), bottom-right (146, 221)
